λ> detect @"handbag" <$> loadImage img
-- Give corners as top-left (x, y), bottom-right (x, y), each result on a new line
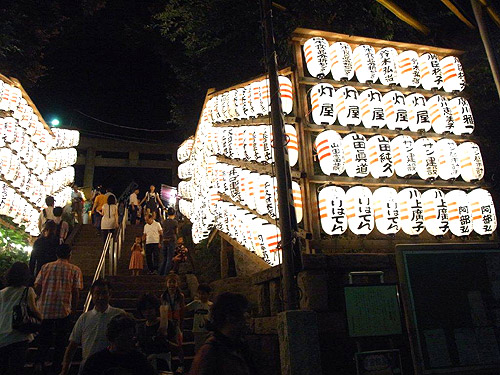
top-left (12, 287), bottom-right (41, 333)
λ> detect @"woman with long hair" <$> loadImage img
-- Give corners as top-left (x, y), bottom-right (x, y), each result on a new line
top-left (99, 194), bottom-right (119, 240)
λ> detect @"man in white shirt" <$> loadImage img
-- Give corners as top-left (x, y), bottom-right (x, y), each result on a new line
top-left (129, 188), bottom-right (140, 225)
top-left (143, 214), bottom-right (163, 274)
top-left (60, 279), bottom-right (125, 375)
top-left (38, 196), bottom-right (56, 232)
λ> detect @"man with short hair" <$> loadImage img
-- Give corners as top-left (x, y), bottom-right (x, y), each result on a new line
top-left (159, 207), bottom-right (178, 275)
top-left (34, 244), bottom-right (83, 374)
top-left (71, 185), bottom-right (84, 224)
top-left (53, 206), bottom-right (70, 244)
top-left (60, 279), bottom-right (125, 375)
top-left (39, 196), bottom-right (56, 231)
top-left (92, 189), bottom-right (108, 234)
top-left (143, 214), bottom-right (163, 274)
top-left (129, 188), bottom-right (140, 225)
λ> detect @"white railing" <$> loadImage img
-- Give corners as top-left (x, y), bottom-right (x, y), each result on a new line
top-left (83, 208), bottom-right (128, 312)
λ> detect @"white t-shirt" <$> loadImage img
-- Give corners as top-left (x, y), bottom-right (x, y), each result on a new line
top-left (143, 221), bottom-right (162, 244)
top-left (100, 204), bottom-right (118, 230)
top-left (0, 286), bottom-right (35, 348)
top-left (186, 300), bottom-right (213, 333)
top-left (129, 193), bottom-right (139, 206)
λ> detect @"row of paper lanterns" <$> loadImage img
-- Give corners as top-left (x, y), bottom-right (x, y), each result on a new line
top-left (46, 148), bottom-right (78, 171)
top-left (304, 37), bottom-right (465, 92)
top-left (177, 139), bottom-right (194, 163)
top-left (52, 128), bottom-right (80, 149)
top-left (206, 76), bottom-right (293, 123)
top-left (314, 131), bottom-right (484, 182)
top-left (1, 117), bottom-right (53, 155)
top-left (0, 181), bottom-right (40, 236)
top-left (319, 186), bottom-right (496, 237)
top-left (309, 84), bottom-right (473, 135)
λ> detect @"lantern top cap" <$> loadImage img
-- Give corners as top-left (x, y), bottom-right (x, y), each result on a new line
top-left (291, 28), bottom-right (464, 57)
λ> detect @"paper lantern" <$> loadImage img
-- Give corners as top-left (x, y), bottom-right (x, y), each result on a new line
top-left (314, 130), bottom-right (345, 176)
top-left (0, 119), bottom-right (5, 148)
top-left (353, 45), bottom-right (378, 83)
top-left (419, 53), bottom-right (443, 90)
top-left (422, 189), bottom-right (449, 236)
top-left (310, 83), bottom-right (336, 125)
top-left (436, 138), bottom-right (460, 180)
top-left (397, 50), bottom-right (420, 88)
top-left (303, 37), bottom-right (331, 79)
top-left (318, 186), bottom-right (347, 235)
top-left (414, 137), bottom-right (438, 181)
top-left (0, 83), bottom-right (10, 111)
top-left (445, 190), bottom-right (472, 237)
top-left (251, 81), bottom-right (264, 117)
top-left (448, 97), bottom-right (474, 135)
top-left (329, 42), bottom-right (354, 81)
top-left (398, 188), bottom-right (425, 235)
top-left (279, 76), bottom-right (293, 115)
top-left (440, 56), bottom-right (466, 93)
top-left (343, 133), bottom-right (369, 178)
top-left (246, 171), bottom-right (260, 211)
top-left (373, 187), bottom-right (400, 235)
top-left (260, 79), bottom-right (271, 116)
top-left (334, 86), bottom-right (361, 126)
top-left (457, 142), bottom-right (484, 182)
top-left (254, 126), bottom-right (266, 163)
top-left (468, 189), bottom-right (497, 236)
top-left (376, 47), bottom-right (398, 86)
top-left (221, 92), bottom-right (230, 121)
top-left (228, 89), bottom-right (238, 120)
top-left (266, 177), bottom-right (279, 220)
top-left (358, 89), bottom-right (385, 128)
top-left (345, 186), bottom-right (374, 235)
top-left (235, 88), bottom-right (249, 120)
top-left (262, 126), bottom-right (274, 164)
top-left (8, 87), bottom-right (21, 112)
top-left (367, 135), bottom-right (394, 178)
top-left (391, 135), bottom-right (416, 178)
top-left (231, 128), bottom-right (245, 160)
top-left (256, 174), bottom-right (272, 216)
top-left (3, 117), bottom-right (16, 144)
top-left (292, 181), bottom-right (303, 223)
top-left (260, 223), bottom-right (282, 267)
top-left (4, 153), bottom-right (20, 182)
top-left (383, 91), bottom-right (408, 130)
top-left (228, 166), bottom-right (241, 203)
top-left (427, 95), bottom-right (455, 134)
top-left (238, 169), bottom-right (251, 207)
top-left (285, 125), bottom-right (298, 167)
top-left (405, 93), bottom-right (431, 132)
top-left (244, 84), bottom-right (256, 118)
top-left (243, 126), bottom-right (257, 162)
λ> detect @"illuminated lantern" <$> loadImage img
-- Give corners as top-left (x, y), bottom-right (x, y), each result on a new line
top-left (244, 84), bottom-right (256, 118)
top-left (221, 92), bottom-right (230, 121)
top-left (212, 95), bottom-right (222, 123)
top-left (397, 50), bottom-right (420, 88)
top-left (448, 97), bottom-right (474, 135)
top-left (343, 133), bottom-right (369, 178)
top-left (235, 88), bottom-right (248, 120)
top-left (246, 171), bottom-right (260, 210)
top-left (265, 176), bottom-right (279, 219)
top-left (0, 147), bottom-right (12, 177)
top-left (260, 79), bottom-right (271, 116)
top-left (243, 126), bottom-right (257, 162)
top-left (5, 153), bottom-right (20, 182)
top-left (376, 47), bottom-right (398, 86)
top-left (285, 125), bottom-right (298, 167)
top-left (303, 37), bottom-right (331, 79)
top-left (367, 135), bottom-right (394, 178)
top-left (310, 83), bottom-right (336, 125)
top-left (251, 81), bottom-right (264, 117)
top-left (456, 142), bottom-right (484, 182)
top-left (292, 181), bottom-right (303, 223)
top-left (238, 169), bottom-right (249, 206)
top-left (419, 52), bottom-right (443, 90)
top-left (405, 93), bottom-right (431, 132)
top-left (228, 166), bottom-right (241, 203)
top-left (279, 76), bottom-right (293, 115)
top-left (440, 56), bottom-right (466, 93)
top-left (445, 190), bottom-right (472, 237)
top-left (383, 91), bottom-right (408, 130)
top-left (345, 186), bottom-right (374, 235)
top-left (0, 119), bottom-right (5, 148)
top-left (358, 89), bottom-right (385, 128)
top-left (353, 45), bottom-right (378, 83)
top-left (222, 128), bottom-right (232, 158)
top-left (422, 189), bottom-right (449, 236)
top-left (436, 138), bottom-right (460, 180)
top-left (256, 174), bottom-right (272, 216)
top-left (8, 86), bottom-right (21, 112)
top-left (250, 217), bottom-right (268, 258)
top-left (262, 126), bottom-right (274, 164)
top-left (414, 137), bottom-right (438, 180)
top-left (4, 117), bottom-right (16, 144)
top-left (398, 188), bottom-right (425, 235)
top-left (373, 187), bottom-right (400, 235)
top-left (0, 83), bottom-right (10, 111)
top-left (329, 42), bottom-right (354, 81)
top-left (334, 86), bottom-right (361, 126)
top-left (468, 189), bottom-right (497, 235)
top-left (314, 130), bottom-right (345, 176)
top-left (260, 223), bottom-right (282, 266)
top-left (318, 186), bottom-right (347, 235)
top-left (427, 95), bottom-right (455, 134)
top-left (390, 135), bottom-right (416, 178)
top-left (232, 128), bottom-right (245, 160)
top-left (228, 89), bottom-right (238, 120)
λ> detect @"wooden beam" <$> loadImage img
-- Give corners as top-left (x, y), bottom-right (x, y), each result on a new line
top-left (213, 115), bottom-right (297, 127)
top-left (478, 0), bottom-right (500, 28)
top-left (77, 136), bottom-right (178, 154)
top-left (216, 156), bottom-right (302, 179)
top-left (76, 156), bottom-right (177, 169)
top-left (439, 0), bottom-right (475, 29)
top-left (375, 0), bottom-right (431, 35)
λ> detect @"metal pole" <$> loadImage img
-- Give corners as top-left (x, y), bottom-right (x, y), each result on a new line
top-left (260, 0), bottom-right (300, 311)
top-left (471, 0), bottom-right (500, 100)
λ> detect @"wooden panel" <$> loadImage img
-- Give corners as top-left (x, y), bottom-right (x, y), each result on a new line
top-left (212, 116), bottom-right (297, 127)
top-left (216, 156), bottom-right (302, 179)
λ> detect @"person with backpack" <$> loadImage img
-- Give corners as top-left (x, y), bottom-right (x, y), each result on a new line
top-left (53, 206), bottom-right (70, 245)
top-left (140, 185), bottom-right (166, 221)
top-left (38, 196), bottom-right (56, 232)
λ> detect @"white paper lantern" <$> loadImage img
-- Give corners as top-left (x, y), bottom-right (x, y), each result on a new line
top-left (292, 181), bottom-right (303, 224)
top-left (405, 93), bottom-right (431, 132)
top-left (310, 83), bottom-right (336, 125)
top-left (303, 37), bottom-right (331, 79)
top-left (228, 166), bottom-right (241, 203)
top-left (262, 126), bottom-right (273, 164)
top-left (468, 189), bottom-right (497, 236)
top-left (329, 42), bottom-right (354, 81)
top-left (445, 190), bottom-right (472, 237)
top-left (334, 86), bottom-right (361, 126)
top-left (440, 56), bottom-right (466, 93)
top-left (238, 169), bottom-right (251, 207)
top-left (353, 45), bottom-right (378, 83)
top-left (285, 125), bottom-right (299, 168)
top-left (383, 91), bottom-right (408, 130)
top-left (427, 95), bottom-right (455, 134)
top-left (367, 135), bottom-right (394, 178)
top-left (279, 76), bottom-right (293, 115)
top-left (254, 127), bottom-right (266, 163)
top-left (235, 88), bottom-right (248, 120)
top-left (397, 50), bottom-right (420, 88)
top-left (448, 97), bottom-right (474, 135)
top-left (376, 47), bottom-right (398, 86)
top-left (373, 187), bottom-right (400, 235)
top-left (436, 138), bottom-right (460, 180)
top-left (3, 117), bottom-right (16, 144)
top-left (260, 223), bottom-right (282, 267)
top-left (0, 83), bottom-right (11, 111)
top-left (251, 81), bottom-right (264, 117)
top-left (391, 135), bottom-right (416, 178)
top-left (314, 130), bottom-right (345, 176)
top-left (398, 188), bottom-right (425, 235)
top-left (232, 128), bottom-right (245, 160)
top-left (260, 79), bottom-right (270, 116)
top-left (266, 177), bottom-right (279, 219)
top-left (256, 174), bottom-right (272, 216)
top-left (457, 142), bottom-right (484, 182)
top-left (246, 171), bottom-right (260, 211)
top-left (419, 52), bottom-right (443, 90)
top-left (345, 186), bottom-right (374, 235)
top-left (228, 89), bottom-right (238, 120)
top-left (422, 189), bottom-right (449, 236)
top-left (9, 87), bottom-right (22, 112)
top-left (318, 186), bottom-right (347, 235)
top-left (414, 137), bottom-right (438, 181)
top-left (343, 133), bottom-right (369, 178)
top-left (244, 84), bottom-right (256, 118)
top-left (358, 89), bottom-right (385, 128)
top-left (243, 126), bottom-right (257, 162)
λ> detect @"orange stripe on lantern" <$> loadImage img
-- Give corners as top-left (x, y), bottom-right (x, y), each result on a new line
top-left (369, 158), bottom-right (379, 164)
top-left (320, 213), bottom-right (328, 218)
top-left (401, 215), bottom-right (409, 220)
top-left (473, 215), bottom-right (482, 220)
top-left (431, 115), bottom-right (442, 124)
top-left (346, 213), bottom-right (355, 219)
top-left (425, 215), bottom-right (436, 220)
top-left (375, 214), bottom-right (383, 220)
top-left (444, 73), bottom-right (457, 82)
top-left (319, 152), bottom-right (332, 161)
top-left (449, 215), bottom-right (459, 220)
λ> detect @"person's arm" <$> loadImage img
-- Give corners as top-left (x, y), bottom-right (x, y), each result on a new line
top-left (71, 287), bottom-right (79, 315)
top-left (189, 344), bottom-right (218, 375)
top-left (158, 226), bottom-right (163, 248)
top-left (34, 270), bottom-right (42, 296)
top-left (185, 300), bottom-right (197, 312)
top-left (156, 193), bottom-right (166, 209)
top-left (29, 247), bottom-right (38, 276)
top-left (59, 341), bottom-right (79, 375)
top-left (139, 193), bottom-right (146, 205)
top-left (27, 287), bottom-right (41, 319)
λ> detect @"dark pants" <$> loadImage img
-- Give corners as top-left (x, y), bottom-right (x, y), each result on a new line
top-left (0, 340), bottom-right (29, 375)
top-left (159, 241), bottom-right (175, 276)
top-left (129, 205), bottom-right (137, 224)
top-left (94, 212), bottom-right (102, 232)
top-left (102, 229), bottom-right (115, 244)
top-left (145, 243), bottom-right (159, 272)
top-left (36, 316), bottom-right (72, 370)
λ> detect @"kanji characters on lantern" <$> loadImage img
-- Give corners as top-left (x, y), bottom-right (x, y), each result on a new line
top-left (391, 135), bottom-right (416, 178)
top-left (334, 86), bottom-right (361, 126)
top-left (358, 89), bottom-right (385, 129)
top-left (345, 186), bottom-right (374, 235)
top-left (318, 185), bottom-right (347, 235)
top-left (468, 189), bottom-right (497, 235)
top-left (440, 56), bottom-right (466, 93)
top-left (398, 188), bottom-right (425, 235)
top-left (397, 50), bottom-right (420, 88)
top-left (414, 137), bottom-right (439, 181)
top-left (457, 142), bottom-right (484, 182)
top-left (376, 47), bottom-right (398, 86)
top-left (435, 138), bottom-right (460, 180)
top-left (427, 95), bottom-right (455, 134)
top-left (367, 135), bottom-right (394, 178)
top-left (422, 189), bottom-right (449, 236)
top-left (343, 133), bottom-right (369, 178)
top-left (445, 190), bottom-right (472, 236)
top-left (329, 42), bottom-right (354, 81)
top-left (304, 37), bottom-right (331, 79)
top-left (405, 93), bottom-right (432, 132)
top-left (353, 45), bottom-right (378, 83)
top-left (383, 91), bottom-right (408, 130)
top-left (448, 97), bottom-right (474, 135)
top-left (310, 83), bottom-right (336, 125)
top-left (373, 187), bottom-right (400, 235)
top-left (419, 52), bottom-right (443, 90)
top-left (314, 130), bottom-right (345, 176)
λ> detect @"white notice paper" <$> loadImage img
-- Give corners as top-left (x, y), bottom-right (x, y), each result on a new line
top-left (424, 329), bottom-right (452, 368)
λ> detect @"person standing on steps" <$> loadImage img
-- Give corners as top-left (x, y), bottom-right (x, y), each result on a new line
top-left (39, 196), bottom-right (56, 232)
top-left (160, 207), bottom-right (178, 275)
top-left (143, 214), bottom-right (163, 274)
top-left (71, 185), bottom-right (84, 224)
top-left (92, 188), bottom-right (108, 236)
top-left (140, 185), bottom-right (166, 221)
top-left (29, 221), bottom-right (59, 277)
top-left (129, 188), bottom-right (140, 225)
top-left (53, 206), bottom-right (70, 245)
top-left (186, 284), bottom-right (213, 354)
top-left (129, 235), bottom-right (145, 276)
top-left (99, 195), bottom-right (119, 241)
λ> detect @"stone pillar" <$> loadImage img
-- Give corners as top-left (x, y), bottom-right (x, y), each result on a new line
top-left (297, 270), bottom-right (329, 311)
top-left (269, 279), bottom-right (283, 316)
top-left (129, 151), bottom-right (139, 167)
top-left (83, 148), bottom-right (95, 189)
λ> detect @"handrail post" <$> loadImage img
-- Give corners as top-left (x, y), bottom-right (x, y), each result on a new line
top-left (108, 236), bottom-right (114, 275)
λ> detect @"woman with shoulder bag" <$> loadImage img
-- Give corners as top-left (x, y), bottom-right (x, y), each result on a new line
top-left (0, 262), bottom-right (42, 374)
